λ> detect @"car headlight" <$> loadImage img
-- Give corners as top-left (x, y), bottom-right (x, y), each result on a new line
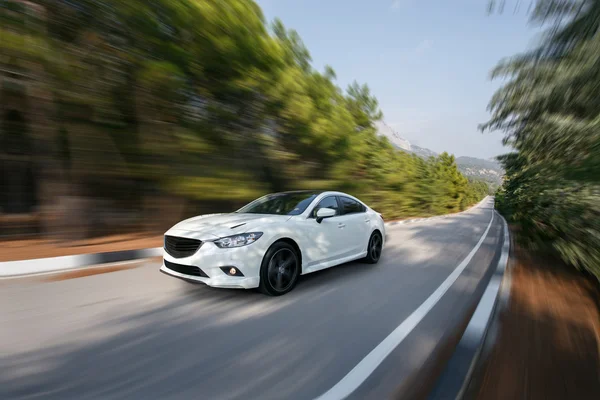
top-left (214, 232), bottom-right (263, 248)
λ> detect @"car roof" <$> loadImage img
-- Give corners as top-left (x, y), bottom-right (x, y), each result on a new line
top-left (266, 190), bottom-right (324, 196)
top-left (259, 190), bottom-right (367, 214)
top-left (265, 190), bottom-right (361, 200)
top-left (268, 190), bottom-right (349, 196)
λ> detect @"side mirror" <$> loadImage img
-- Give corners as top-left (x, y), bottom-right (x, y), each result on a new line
top-left (316, 208), bottom-right (336, 223)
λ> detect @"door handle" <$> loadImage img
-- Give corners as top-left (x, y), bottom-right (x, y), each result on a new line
top-left (338, 223), bottom-right (346, 228)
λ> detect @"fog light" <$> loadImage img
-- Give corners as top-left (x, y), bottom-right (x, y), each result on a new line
top-left (220, 266), bottom-right (244, 276)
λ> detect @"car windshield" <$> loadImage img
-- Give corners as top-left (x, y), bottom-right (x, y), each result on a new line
top-left (236, 192), bottom-right (320, 215)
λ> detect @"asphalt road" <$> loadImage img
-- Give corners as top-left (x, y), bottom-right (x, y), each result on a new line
top-left (0, 198), bottom-right (504, 400)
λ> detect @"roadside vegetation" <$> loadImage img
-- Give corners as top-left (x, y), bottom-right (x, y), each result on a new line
top-left (2, 0), bottom-right (487, 239)
top-left (485, 0), bottom-right (600, 281)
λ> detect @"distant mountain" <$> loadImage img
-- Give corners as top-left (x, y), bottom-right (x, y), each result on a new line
top-left (375, 120), bottom-right (504, 188)
top-left (455, 156), bottom-right (501, 170)
top-left (410, 144), bottom-right (437, 159)
top-left (455, 156), bottom-right (504, 188)
top-left (374, 121), bottom-right (411, 151)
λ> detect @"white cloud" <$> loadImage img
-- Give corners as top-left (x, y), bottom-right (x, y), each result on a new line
top-left (390, 0), bottom-right (402, 10)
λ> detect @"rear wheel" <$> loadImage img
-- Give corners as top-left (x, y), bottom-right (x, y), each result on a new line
top-left (364, 232), bottom-right (383, 264)
top-left (259, 242), bottom-right (300, 296)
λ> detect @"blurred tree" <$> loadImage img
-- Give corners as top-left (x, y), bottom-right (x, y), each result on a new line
top-left (0, 0), bottom-right (488, 238)
top-left (485, 0), bottom-right (600, 280)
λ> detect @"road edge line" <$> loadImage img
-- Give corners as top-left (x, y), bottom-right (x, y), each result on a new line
top-left (426, 210), bottom-right (511, 400)
top-left (314, 199), bottom-right (496, 400)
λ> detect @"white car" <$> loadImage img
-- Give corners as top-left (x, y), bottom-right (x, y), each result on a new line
top-left (160, 190), bottom-right (385, 295)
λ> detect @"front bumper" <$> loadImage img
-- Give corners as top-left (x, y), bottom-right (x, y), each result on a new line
top-left (160, 263), bottom-right (260, 289)
top-left (160, 231), bottom-right (263, 289)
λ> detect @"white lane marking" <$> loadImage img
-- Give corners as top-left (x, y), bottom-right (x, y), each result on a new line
top-left (315, 200), bottom-right (495, 400)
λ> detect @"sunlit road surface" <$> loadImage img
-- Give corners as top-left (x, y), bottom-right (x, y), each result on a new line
top-left (0, 198), bottom-right (503, 400)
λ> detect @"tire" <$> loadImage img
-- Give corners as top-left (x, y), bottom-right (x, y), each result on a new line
top-left (363, 231), bottom-right (383, 264)
top-left (259, 241), bottom-right (300, 296)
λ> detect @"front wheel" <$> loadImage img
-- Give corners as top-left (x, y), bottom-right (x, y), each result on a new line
top-left (259, 242), bottom-right (300, 296)
top-left (363, 232), bottom-right (383, 264)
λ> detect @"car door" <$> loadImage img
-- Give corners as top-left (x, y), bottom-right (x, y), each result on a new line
top-left (337, 196), bottom-right (369, 255)
top-left (301, 195), bottom-right (348, 272)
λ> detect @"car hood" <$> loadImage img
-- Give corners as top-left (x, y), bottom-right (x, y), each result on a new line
top-left (165, 213), bottom-right (293, 240)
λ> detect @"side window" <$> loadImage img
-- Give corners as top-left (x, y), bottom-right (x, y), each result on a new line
top-left (340, 196), bottom-right (365, 215)
top-left (311, 196), bottom-right (340, 218)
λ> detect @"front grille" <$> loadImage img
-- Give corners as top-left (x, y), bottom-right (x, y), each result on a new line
top-left (164, 235), bottom-right (202, 258)
top-left (164, 259), bottom-right (208, 278)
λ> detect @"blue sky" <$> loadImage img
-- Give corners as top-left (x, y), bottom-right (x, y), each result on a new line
top-left (256, 0), bottom-right (542, 159)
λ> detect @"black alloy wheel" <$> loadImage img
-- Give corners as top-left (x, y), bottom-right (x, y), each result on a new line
top-left (364, 232), bottom-right (383, 264)
top-left (259, 242), bottom-right (300, 296)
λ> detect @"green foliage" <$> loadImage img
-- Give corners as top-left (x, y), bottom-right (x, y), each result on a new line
top-left (3, 0), bottom-right (487, 224)
top-left (485, 0), bottom-right (600, 281)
